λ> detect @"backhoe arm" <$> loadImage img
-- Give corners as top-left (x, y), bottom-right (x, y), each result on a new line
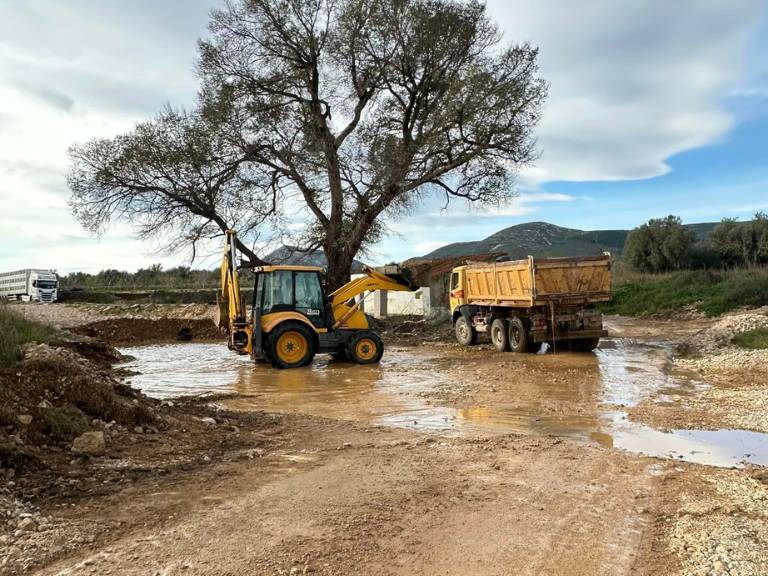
top-left (329, 267), bottom-right (416, 327)
top-left (215, 230), bottom-right (246, 332)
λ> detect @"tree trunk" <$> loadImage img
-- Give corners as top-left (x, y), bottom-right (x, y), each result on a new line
top-left (324, 245), bottom-right (354, 292)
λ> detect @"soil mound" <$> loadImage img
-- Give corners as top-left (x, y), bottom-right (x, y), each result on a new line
top-left (677, 308), bottom-right (768, 357)
top-left (0, 343), bottom-right (158, 468)
top-left (74, 318), bottom-right (221, 346)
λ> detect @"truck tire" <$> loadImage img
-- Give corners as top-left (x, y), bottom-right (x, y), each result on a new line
top-left (570, 337), bottom-right (600, 352)
top-left (455, 316), bottom-right (478, 346)
top-left (490, 318), bottom-right (510, 352)
top-left (508, 317), bottom-right (530, 353)
top-left (267, 321), bottom-right (316, 369)
top-left (347, 331), bottom-right (384, 364)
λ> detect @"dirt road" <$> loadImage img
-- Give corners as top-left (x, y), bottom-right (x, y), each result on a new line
top-left (3, 305), bottom-right (767, 576)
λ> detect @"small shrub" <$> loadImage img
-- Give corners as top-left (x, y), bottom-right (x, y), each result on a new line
top-left (0, 306), bottom-right (58, 367)
top-left (732, 329), bottom-right (768, 350)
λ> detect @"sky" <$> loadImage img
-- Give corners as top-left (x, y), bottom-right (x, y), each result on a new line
top-left (0, 0), bottom-right (766, 273)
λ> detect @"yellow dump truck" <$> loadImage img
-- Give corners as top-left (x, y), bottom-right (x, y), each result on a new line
top-left (449, 255), bottom-right (612, 352)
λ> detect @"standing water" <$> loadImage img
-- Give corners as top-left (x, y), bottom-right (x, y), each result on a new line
top-left (120, 339), bottom-right (768, 468)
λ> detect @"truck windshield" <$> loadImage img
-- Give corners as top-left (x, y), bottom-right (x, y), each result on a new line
top-left (36, 281), bottom-right (57, 289)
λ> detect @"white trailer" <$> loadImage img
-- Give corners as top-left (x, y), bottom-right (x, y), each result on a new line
top-left (0, 269), bottom-right (58, 303)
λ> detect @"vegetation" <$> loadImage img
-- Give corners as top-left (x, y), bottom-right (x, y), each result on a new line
top-left (603, 267), bottom-right (768, 317)
top-left (624, 213), bottom-right (768, 273)
top-left (732, 328), bottom-right (768, 350)
top-left (623, 215), bottom-right (695, 272)
top-left (68, 0), bottom-right (547, 289)
top-left (0, 306), bottom-right (58, 367)
top-left (60, 265), bottom-right (220, 290)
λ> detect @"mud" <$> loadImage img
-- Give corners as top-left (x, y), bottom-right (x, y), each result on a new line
top-left (2, 307), bottom-right (768, 575)
top-left (74, 317), bottom-right (220, 345)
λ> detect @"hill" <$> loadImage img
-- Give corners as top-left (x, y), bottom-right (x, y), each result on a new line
top-left (421, 221), bottom-right (719, 260)
top-left (265, 246), bottom-right (366, 272)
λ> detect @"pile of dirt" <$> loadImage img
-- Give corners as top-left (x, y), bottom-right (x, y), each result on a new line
top-left (0, 343), bottom-right (159, 467)
top-left (676, 308), bottom-right (768, 357)
top-left (73, 317), bottom-right (221, 346)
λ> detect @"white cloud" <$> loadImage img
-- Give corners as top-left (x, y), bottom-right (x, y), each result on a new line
top-left (486, 0), bottom-right (763, 183)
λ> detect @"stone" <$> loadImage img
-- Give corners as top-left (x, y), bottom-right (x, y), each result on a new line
top-left (16, 517), bottom-right (35, 533)
top-left (71, 431), bottom-right (106, 456)
top-left (200, 417), bottom-right (217, 426)
top-left (17, 415), bottom-right (33, 426)
top-left (37, 399), bottom-right (52, 409)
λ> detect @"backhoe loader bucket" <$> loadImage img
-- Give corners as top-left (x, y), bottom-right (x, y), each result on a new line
top-left (214, 293), bottom-right (229, 332)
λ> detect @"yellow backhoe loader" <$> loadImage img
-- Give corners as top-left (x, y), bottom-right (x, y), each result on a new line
top-left (216, 230), bottom-right (417, 368)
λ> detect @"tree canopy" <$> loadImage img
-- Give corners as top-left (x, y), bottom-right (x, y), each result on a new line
top-left (624, 215), bottom-right (695, 273)
top-left (68, 0), bottom-right (547, 288)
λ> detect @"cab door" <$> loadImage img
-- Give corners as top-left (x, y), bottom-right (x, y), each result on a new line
top-left (294, 271), bottom-right (326, 329)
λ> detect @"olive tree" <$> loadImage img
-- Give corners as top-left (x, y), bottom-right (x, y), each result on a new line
top-left (69, 0), bottom-right (547, 288)
top-left (624, 215), bottom-right (695, 272)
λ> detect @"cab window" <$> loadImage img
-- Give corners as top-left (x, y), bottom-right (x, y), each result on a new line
top-left (450, 272), bottom-right (459, 290)
top-left (295, 272), bottom-right (323, 317)
top-left (262, 271), bottom-right (293, 312)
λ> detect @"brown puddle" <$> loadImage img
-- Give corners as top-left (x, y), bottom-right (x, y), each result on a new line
top-left (120, 340), bottom-right (768, 468)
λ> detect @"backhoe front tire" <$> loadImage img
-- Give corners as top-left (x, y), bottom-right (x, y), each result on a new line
top-left (347, 331), bottom-right (384, 364)
top-left (267, 322), bottom-right (316, 369)
top-left (490, 318), bottom-right (510, 352)
top-left (455, 316), bottom-right (478, 346)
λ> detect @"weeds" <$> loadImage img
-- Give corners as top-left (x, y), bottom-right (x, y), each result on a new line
top-left (0, 305), bottom-right (58, 366)
top-left (732, 328), bottom-right (768, 350)
top-left (602, 267), bottom-right (768, 317)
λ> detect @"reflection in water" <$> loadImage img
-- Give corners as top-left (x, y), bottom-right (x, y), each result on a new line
top-left (120, 340), bottom-right (768, 468)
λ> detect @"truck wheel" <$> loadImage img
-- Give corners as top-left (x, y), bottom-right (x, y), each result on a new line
top-left (347, 331), bottom-right (384, 364)
top-left (267, 322), bottom-right (316, 369)
top-left (490, 318), bottom-right (510, 352)
top-left (508, 317), bottom-right (529, 353)
top-left (570, 338), bottom-right (600, 352)
top-left (455, 316), bottom-right (478, 346)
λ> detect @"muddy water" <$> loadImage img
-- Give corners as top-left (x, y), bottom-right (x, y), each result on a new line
top-left (120, 339), bottom-right (768, 468)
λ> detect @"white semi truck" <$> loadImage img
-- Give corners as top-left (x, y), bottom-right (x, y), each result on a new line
top-left (0, 269), bottom-right (59, 303)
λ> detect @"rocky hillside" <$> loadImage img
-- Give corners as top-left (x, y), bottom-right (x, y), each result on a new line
top-left (422, 221), bottom-right (718, 260)
top-left (265, 246), bottom-right (366, 272)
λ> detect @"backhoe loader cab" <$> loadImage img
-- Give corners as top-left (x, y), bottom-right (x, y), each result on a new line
top-left (217, 231), bottom-right (416, 369)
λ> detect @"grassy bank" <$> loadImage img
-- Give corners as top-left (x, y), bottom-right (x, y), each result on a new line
top-left (0, 306), bottom-right (58, 366)
top-left (732, 328), bottom-right (768, 350)
top-left (602, 267), bottom-right (768, 317)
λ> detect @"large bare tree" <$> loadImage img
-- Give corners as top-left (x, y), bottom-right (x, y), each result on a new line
top-left (69, 0), bottom-right (547, 288)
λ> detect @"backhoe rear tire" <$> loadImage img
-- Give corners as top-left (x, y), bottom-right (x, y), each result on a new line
top-left (508, 317), bottom-right (530, 353)
top-left (490, 318), bottom-right (510, 352)
top-left (347, 331), bottom-right (384, 364)
top-left (267, 322), bottom-right (316, 369)
top-left (455, 316), bottom-right (478, 346)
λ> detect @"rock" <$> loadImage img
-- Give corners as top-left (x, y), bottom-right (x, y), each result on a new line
top-left (133, 426), bottom-right (144, 434)
top-left (17, 415), bottom-right (33, 426)
top-left (200, 417), bottom-right (217, 426)
top-left (17, 517), bottom-right (36, 532)
top-left (37, 399), bottom-right (53, 409)
top-left (71, 431), bottom-right (106, 456)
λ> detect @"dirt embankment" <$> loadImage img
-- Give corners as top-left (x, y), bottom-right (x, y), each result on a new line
top-left (0, 332), bottom-right (288, 574)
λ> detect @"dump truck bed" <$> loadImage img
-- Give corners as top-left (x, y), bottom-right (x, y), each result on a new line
top-left (463, 255), bottom-right (611, 308)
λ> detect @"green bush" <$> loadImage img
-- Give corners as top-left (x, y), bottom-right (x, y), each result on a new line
top-left (602, 267), bottom-right (768, 317)
top-left (732, 328), bottom-right (768, 350)
top-left (0, 306), bottom-right (58, 367)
